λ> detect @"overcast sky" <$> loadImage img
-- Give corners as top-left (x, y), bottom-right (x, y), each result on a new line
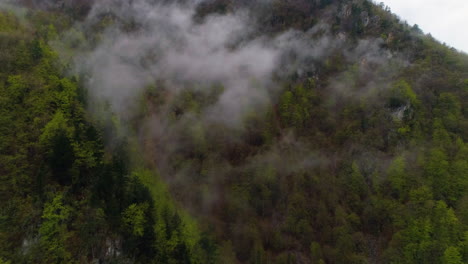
top-left (381, 0), bottom-right (468, 53)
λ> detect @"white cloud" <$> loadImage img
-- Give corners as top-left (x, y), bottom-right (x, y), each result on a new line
top-left (381, 0), bottom-right (468, 53)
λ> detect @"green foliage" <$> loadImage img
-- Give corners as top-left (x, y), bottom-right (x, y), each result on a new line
top-left (0, 10), bottom-right (216, 263)
top-left (0, 258), bottom-right (10, 264)
top-left (1, 1), bottom-right (468, 264)
top-left (122, 203), bottom-right (149, 237)
top-left (387, 189), bottom-right (464, 264)
top-left (387, 155), bottom-right (408, 199)
top-left (40, 111), bottom-right (74, 145)
top-left (393, 80), bottom-right (419, 106)
top-left (278, 82), bottom-right (320, 133)
top-left (0, 11), bottom-right (18, 33)
top-left (435, 93), bottom-right (461, 131)
top-left (38, 194), bottom-right (72, 263)
top-left (443, 246), bottom-right (463, 264)
top-left (4, 75), bottom-right (28, 105)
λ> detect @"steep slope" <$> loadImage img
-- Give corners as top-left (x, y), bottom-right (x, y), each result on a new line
top-left (1, 0), bottom-right (467, 263)
top-left (0, 5), bottom-right (216, 264)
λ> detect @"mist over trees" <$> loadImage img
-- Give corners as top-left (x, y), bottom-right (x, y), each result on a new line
top-left (0, 0), bottom-right (467, 263)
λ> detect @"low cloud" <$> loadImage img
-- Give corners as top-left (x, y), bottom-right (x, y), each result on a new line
top-left (65, 0), bottom-right (406, 215)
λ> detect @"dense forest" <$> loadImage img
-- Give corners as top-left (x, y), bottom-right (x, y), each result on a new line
top-left (0, 0), bottom-right (467, 263)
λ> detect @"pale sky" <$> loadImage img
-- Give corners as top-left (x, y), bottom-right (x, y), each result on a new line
top-left (381, 0), bottom-right (468, 53)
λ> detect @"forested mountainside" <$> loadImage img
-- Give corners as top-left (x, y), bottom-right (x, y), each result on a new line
top-left (0, 0), bottom-right (467, 263)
